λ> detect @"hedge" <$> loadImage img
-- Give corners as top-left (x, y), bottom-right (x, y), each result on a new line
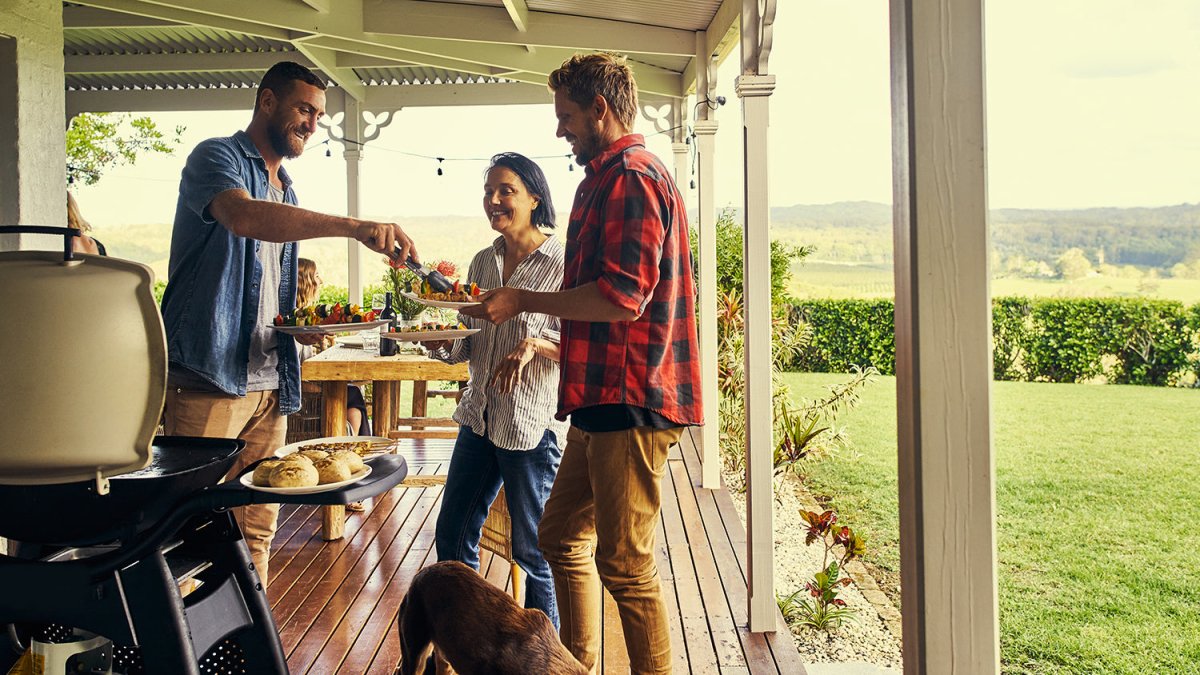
top-left (788, 297), bottom-right (1200, 386)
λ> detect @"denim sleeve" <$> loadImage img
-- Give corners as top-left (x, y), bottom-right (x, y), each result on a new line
top-left (180, 139), bottom-right (248, 225)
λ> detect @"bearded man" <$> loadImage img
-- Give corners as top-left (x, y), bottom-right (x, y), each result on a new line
top-left (160, 61), bottom-right (417, 584)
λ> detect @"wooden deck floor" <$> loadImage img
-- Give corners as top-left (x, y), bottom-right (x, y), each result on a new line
top-left (266, 429), bottom-right (805, 674)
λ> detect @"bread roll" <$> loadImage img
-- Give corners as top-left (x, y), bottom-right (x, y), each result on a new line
top-left (252, 459), bottom-right (283, 487)
top-left (297, 449), bottom-right (329, 463)
top-left (270, 462), bottom-right (319, 488)
top-left (281, 453), bottom-right (313, 467)
top-left (331, 449), bottom-right (365, 474)
top-left (314, 456), bottom-right (353, 484)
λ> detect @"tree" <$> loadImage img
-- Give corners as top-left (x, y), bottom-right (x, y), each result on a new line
top-left (690, 208), bottom-right (812, 309)
top-left (66, 113), bottom-right (185, 186)
top-left (1056, 247), bottom-right (1093, 281)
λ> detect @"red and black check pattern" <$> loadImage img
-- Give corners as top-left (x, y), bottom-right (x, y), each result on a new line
top-left (557, 135), bottom-right (703, 426)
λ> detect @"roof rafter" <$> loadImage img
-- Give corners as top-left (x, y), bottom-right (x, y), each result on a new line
top-left (66, 51), bottom-right (310, 75)
top-left (292, 38), bottom-right (367, 101)
top-left (63, 5), bottom-right (183, 29)
top-left (500, 0), bottom-right (529, 33)
top-left (362, 0), bottom-right (692, 57)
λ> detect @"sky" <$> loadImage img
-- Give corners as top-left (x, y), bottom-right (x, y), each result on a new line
top-left (76, 0), bottom-right (1200, 229)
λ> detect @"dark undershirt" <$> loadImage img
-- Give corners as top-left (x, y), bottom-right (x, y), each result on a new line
top-left (570, 404), bottom-right (683, 433)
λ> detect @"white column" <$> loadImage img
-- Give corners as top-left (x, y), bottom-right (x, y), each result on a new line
top-left (694, 119), bottom-right (720, 490)
top-left (345, 147), bottom-right (363, 304)
top-left (671, 142), bottom-right (689, 208)
top-left (0, 2), bottom-right (66, 250)
top-left (340, 93), bottom-right (364, 305)
top-left (891, 0), bottom-right (999, 671)
top-left (736, 73), bottom-right (776, 632)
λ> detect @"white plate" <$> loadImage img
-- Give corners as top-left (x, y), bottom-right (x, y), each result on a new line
top-left (335, 335), bottom-right (365, 348)
top-left (399, 291), bottom-right (481, 309)
top-left (275, 435), bottom-right (396, 458)
top-left (271, 319), bottom-right (388, 335)
top-left (383, 328), bottom-right (480, 342)
top-left (240, 464), bottom-right (373, 495)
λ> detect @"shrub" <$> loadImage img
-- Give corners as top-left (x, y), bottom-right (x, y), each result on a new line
top-left (786, 296), bottom-right (1200, 387)
top-left (690, 208), bottom-right (811, 308)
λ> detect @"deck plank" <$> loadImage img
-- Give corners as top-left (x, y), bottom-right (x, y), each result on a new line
top-left (265, 435), bottom-right (803, 674)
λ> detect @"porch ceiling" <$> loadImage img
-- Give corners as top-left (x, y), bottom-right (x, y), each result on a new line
top-left (63, 1), bottom-right (739, 115)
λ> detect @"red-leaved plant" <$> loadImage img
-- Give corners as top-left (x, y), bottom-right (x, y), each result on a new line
top-left (779, 509), bottom-right (867, 631)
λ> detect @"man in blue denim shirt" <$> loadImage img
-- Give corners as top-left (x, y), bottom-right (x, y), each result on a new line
top-left (160, 62), bottom-right (417, 582)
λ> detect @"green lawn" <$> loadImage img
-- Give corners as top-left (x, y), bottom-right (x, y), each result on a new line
top-left (783, 372), bottom-right (1200, 674)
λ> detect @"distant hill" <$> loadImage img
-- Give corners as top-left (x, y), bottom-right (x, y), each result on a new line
top-left (764, 201), bottom-right (1200, 268)
top-left (98, 201), bottom-right (1200, 286)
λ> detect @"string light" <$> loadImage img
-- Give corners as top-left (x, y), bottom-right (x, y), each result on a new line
top-left (324, 139), bottom-right (331, 157)
top-left (436, 157), bottom-right (444, 176)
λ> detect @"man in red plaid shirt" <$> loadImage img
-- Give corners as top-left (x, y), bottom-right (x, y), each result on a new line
top-left (463, 52), bottom-right (702, 674)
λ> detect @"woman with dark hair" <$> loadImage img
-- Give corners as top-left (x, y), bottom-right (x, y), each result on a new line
top-left (422, 152), bottom-right (567, 628)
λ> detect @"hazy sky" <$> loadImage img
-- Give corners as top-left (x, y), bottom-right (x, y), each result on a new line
top-left (77, 0), bottom-right (1200, 228)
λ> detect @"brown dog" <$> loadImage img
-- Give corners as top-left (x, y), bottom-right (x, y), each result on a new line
top-left (396, 560), bottom-right (587, 675)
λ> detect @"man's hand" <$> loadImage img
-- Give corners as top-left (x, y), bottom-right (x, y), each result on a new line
top-left (460, 287), bottom-right (523, 325)
top-left (489, 339), bottom-right (538, 394)
top-left (355, 221), bottom-right (417, 267)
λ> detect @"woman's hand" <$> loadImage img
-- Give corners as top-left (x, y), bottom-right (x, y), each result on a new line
top-left (489, 339), bottom-right (539, 394)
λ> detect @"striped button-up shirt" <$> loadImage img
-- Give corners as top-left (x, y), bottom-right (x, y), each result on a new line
top-left (432, 235), bottom-right (569, 450)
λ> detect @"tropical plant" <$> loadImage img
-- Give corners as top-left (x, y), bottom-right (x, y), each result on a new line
top-left (793, 509), bottom-right (867, 631)
top-left (66, 113), bottom-right (184, 186)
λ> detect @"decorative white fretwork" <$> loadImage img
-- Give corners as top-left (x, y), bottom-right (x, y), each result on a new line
top-left (741, 0), bottom-right (778, 75)
top-left (320, 108), bottom-right (397, 148)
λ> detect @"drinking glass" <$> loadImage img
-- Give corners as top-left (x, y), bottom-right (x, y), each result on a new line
top-left (361, 326), bottom-right (381, 353)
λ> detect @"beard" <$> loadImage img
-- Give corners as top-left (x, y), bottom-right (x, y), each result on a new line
top-left (570, 121), bottom-right (604, 165)
top-left (267, 114), bottom-right (305, 159)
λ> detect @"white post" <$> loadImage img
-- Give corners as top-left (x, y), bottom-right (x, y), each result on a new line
top-left (694, 118), bottom-right (720, 491)
top-left (695, 29), bottom-right (722, 491)
top-left (737, 72), bottom-right (777, 632)
top-left (342, 94), bottom-right (364, 305)
top-left (345, 145), bottom-right (363, 304)
top-left (891, 0), bottom-right (1000, 671)
top-left (0, 4), bottom-right (67, 250)
top-left (671, 142), bottom-right (689, 209)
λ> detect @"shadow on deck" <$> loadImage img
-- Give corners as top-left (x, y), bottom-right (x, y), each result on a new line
top-left (266, 429), bottom-right (805, 674)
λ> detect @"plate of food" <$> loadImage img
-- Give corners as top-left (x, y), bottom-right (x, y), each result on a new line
top-left (275, 435), bottom-right (396, 459)
top-left (383, 320), bottom-right (479, 343)
top-left (241, 453), bottom-right (373, 495)
top-left (400, 280), bottom-right (485, 309)
top-left (271, 302), bottom-right (387, 335)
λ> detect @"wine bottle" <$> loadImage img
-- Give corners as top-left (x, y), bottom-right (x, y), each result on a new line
top-left (379, 291), bottom-right (398, 356)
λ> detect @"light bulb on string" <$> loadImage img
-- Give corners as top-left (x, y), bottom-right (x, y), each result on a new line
top-left (324, 140), bottom-right (331, 157)
top-left (436, 157), bottom-right (445, 176)
top-left (567, 154), bottom-right (574, 172)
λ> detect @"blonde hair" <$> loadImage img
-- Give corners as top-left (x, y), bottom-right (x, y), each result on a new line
top-left (548, 52), bottom-right (638, 130)
top-left (297, 258), bottom-right (320, 307)
top-left (66, 192), bottom-right (91, 232)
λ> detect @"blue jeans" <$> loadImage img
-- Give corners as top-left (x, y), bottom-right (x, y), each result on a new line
top-left (435, 426), bottom-right (563, 628)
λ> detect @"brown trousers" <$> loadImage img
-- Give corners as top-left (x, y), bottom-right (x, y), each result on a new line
top-left (538, 425), bottom-right (682, 675)
top-left (164, 387), bottom-right (285, 584)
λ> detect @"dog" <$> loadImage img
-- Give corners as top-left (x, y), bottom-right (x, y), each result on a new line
top-left (396, 560), bottom-right (588, 675)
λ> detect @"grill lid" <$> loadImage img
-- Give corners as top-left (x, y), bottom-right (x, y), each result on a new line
top-left (0, 249), bottom-right (164, 485)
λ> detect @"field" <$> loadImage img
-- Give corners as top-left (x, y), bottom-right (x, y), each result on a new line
top-left (790, 260), bottom-right (1200, 304)
top-left (784, 372), bottom-right (1200, 674)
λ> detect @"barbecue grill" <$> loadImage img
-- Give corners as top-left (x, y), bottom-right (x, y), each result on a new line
top-left (0, 227), bottom-right (409, 674)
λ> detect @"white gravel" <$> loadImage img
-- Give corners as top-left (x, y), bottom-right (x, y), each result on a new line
top-left (724, 469), bottom-right (902, 670)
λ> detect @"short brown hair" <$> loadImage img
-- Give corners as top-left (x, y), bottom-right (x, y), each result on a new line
top-left (255, 61), bottom-right (326, 114)
top-left (548, 52), bottom-right (638, 130)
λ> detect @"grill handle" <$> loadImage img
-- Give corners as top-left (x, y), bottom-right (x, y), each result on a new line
top-left (0, 225), bottom-right (82, 262)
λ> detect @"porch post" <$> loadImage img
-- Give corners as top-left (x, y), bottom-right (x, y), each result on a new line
top-left (0, 3), bottom-right (66, 250)
top-left (671, 141), bottom-right (689, 207)
top-left (890, 0), bottom-right (1000, 671)
top-left (694, 31), bottom-right (721, 491)
top-left (737, 0), bottom-right (778, 633)
top-left (341, 93), bottom-right (364, 305)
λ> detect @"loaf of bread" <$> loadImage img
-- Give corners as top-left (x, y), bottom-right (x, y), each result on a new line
top-left (270, 461), bottom-right (319, 488)
top-left (252, 459), bottom-right (283, 487)
top-left (297, 449), bottom-right (329, 463)
top-left (331, 449), bottom-right (365, 474)
top-left (314, 456), bottom-right (353, 484)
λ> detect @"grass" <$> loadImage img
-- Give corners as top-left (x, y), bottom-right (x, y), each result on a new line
top-left (783, 372), bottom-right (1200, 674)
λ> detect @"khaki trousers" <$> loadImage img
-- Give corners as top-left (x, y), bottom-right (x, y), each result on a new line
top-left (164, 387), bottom-right (285, 584)
top-left (538, 425), bottom-right (682, 675)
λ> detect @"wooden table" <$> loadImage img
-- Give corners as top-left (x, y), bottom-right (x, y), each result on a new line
top-left (301, 346), bottom-right (468, 540)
